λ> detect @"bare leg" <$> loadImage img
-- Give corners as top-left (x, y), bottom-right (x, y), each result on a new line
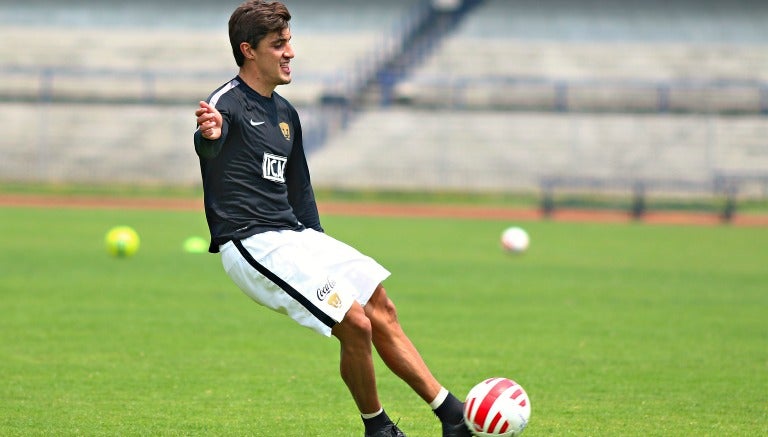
top-left (365, 284), bottom-right (442, 403)
top-left (332, 302), bottom-right (381, 414)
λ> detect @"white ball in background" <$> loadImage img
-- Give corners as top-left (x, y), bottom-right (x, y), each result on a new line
top-left (501, 227), bottom-right (530, 253)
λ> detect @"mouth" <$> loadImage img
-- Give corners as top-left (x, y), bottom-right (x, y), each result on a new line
top-left (280, 63), bottom-right (291, 74)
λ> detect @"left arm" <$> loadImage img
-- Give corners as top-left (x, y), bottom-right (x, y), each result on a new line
top-left (286, 110), bottom-right (323, 232)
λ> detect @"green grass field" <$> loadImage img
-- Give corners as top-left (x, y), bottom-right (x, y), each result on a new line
top-left (1, 205), bottom-right (767, 436)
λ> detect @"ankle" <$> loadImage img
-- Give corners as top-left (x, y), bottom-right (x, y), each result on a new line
top-left (362, 409), bottom-right (392, 434)
top-left (432, 391), bottom-right (465, 425)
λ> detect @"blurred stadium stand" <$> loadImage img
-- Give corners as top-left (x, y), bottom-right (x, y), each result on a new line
top-left (1, 0), bottom-right (767, 212)
top-left (392, 0), bottom-right (768, 113)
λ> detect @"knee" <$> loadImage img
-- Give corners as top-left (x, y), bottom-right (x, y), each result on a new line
top-left (332, 303), bottom-right (373, 343)
top-left (366, 285), bottom-right (400, 327)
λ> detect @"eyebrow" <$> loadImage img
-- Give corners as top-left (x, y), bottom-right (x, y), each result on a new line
top-left (269, 31), bottom-right (291, 45)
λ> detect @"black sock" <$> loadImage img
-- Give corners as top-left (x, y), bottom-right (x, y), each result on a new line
top-left (433, 392), bottom-right (465, 425)
top-left (362, 410), bottom-right (392, 434)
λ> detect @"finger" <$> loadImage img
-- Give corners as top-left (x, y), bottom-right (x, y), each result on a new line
top-left (196, 113), bottom-right (213, 126)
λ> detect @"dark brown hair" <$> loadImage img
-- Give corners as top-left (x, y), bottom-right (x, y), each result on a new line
top-left (229, 0), bottom-right (291, 67)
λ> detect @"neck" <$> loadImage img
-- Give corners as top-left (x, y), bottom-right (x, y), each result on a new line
top-left (238, 68), bottom-right (274, 97)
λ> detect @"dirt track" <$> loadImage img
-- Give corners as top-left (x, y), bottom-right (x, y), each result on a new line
top-left (2, 193), bottom-right (768, 227)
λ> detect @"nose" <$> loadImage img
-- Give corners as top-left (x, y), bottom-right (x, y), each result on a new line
top-left (284, 42), bottom-right (295, 59)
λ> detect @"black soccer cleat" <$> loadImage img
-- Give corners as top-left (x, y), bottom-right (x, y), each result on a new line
top-left (442, 420), bottom-right (473, 437)
top-left (365, 421), bottom-right (407, 437)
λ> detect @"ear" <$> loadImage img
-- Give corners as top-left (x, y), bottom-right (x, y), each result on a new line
top-left (240, 42), bottom-right (255, 60)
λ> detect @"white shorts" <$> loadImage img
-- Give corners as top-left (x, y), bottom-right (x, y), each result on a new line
top-left (219, 228), bottom-right (391, 336)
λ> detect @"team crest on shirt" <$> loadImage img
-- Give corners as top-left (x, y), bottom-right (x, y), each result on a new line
top-left (279, 122), bottom-right (291, 140)
top-left (262, 152), bottom-right (287, 183)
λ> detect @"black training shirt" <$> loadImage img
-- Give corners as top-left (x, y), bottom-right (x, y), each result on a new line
top-left (194, 77), bottom-right (323, 253)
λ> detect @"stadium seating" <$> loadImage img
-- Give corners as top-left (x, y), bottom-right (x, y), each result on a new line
top-left (456, 0), bottom-right (768, 42)
top-left (0, 0), bottom-right (419, 184)
top-left (1, 0), bottom-right (767, 200)
top-left (394, 0), bottom-right (768, 113)
top-left (308, 108), bottom-right (768, 197)
top-left (308, 0), bottom-right (768, 197)
top-left (0, 0), bottom-right (420, 105)
top-left (1, 102), bottom-right (200, 184)
top-left (0, 26), bottom-right (382, 105)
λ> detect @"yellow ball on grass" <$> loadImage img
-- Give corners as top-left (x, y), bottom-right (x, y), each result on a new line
top-left (105, 226), bottom-right (140, 258)
top-left (183, 236), bottom-right (208, 254)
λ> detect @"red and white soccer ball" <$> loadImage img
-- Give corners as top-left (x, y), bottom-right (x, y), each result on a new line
top-left (500, 227), bottom-right (529, 253)
top-left (464, 377), bottom-right (531, 436)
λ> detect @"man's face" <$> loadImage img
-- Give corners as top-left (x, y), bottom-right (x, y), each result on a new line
top-left (251, 28), bottom-right (294, 88)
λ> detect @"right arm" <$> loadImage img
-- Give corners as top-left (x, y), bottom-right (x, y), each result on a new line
top-left (194, 101), bottom-right (226, 158)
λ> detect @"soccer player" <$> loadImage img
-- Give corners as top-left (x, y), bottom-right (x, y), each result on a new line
top-left (193, 2), bottom-right (471, 436)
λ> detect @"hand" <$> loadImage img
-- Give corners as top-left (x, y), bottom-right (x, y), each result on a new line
top-left (195, 101), bottom-right (223, 140)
